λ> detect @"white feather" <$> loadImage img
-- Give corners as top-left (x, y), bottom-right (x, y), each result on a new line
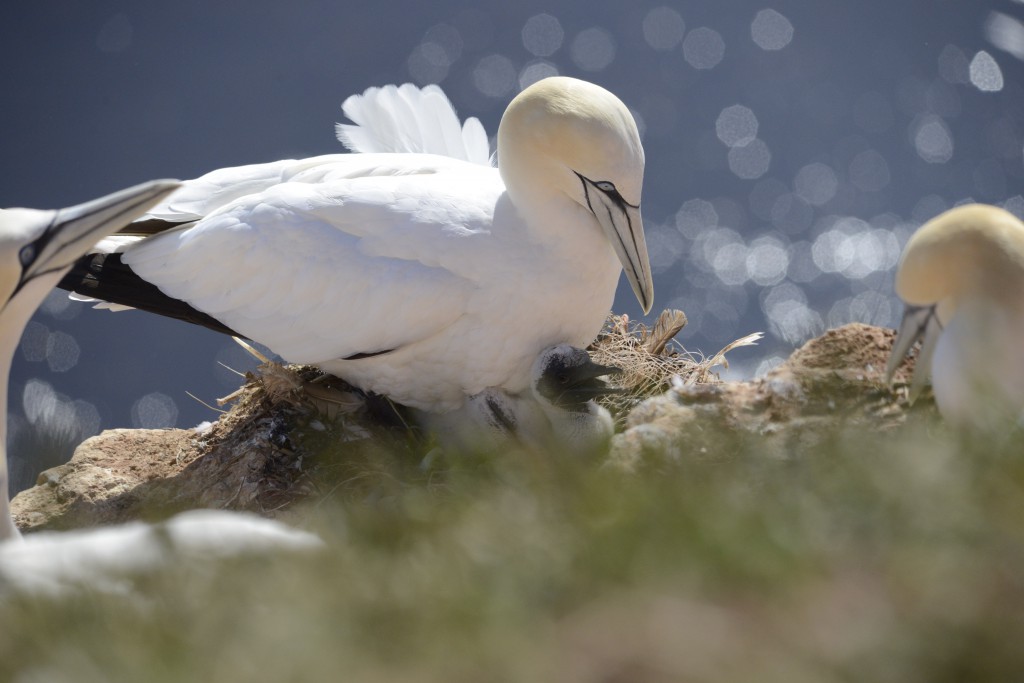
top-left (336, 83), bottom-right (492, 165)
top-left (0, 510), bottom-right (322, 596)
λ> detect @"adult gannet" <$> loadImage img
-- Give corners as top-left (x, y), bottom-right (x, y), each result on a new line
top-left (0, 180), bottom-right (180, 540)
top-left (60, 77), bottom-right (653, 412)
top-left (429, 344), bottom-right (620, 456)
top-left (0, 182), bottom-right (322, 595)
top-left (886, 204), bottom-right (1024, 429)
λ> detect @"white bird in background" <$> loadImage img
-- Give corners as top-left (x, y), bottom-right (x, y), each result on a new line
top-left (61, 77), bottom-right (653, 413)
top-left (886, 203), bottom-right (1024, 429)
top-left (430, 344), bottom-right (620, 456)
top-left (0, 182), bottom-right (322, 595)
top-left (0, 510), bottom-right (321, 596)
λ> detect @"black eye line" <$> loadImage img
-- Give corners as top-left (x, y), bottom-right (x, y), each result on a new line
top-left (574, 171), bottom-right (649, 308)
top-left (575, 172), bottom-right (596, 214)
top-left (9, 213), bottom-right (62, 299)
top-left (575, 173), bottom-right (641, 211)
top-left (915, 304), bottom-right (942, 335)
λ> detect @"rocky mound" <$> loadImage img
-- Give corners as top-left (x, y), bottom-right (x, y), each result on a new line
top-left (11, 322), bottom-right (928, 532)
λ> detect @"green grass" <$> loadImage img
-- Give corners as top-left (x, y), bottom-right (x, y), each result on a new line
top-left (3, 416), bottom-right (1024, 682)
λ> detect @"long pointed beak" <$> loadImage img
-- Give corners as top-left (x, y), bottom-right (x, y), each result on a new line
top-left (31, 179), bottom-right (180, 276)
top-left (559, 360), bottom-right (624, 405)
top-left (592, 197), bottom-right (654, 315)
top-left (886, 303), bottom-right (942, 403)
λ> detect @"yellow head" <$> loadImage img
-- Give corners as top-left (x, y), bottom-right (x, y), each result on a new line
top-left (497, 77), bottom-right (652, 313)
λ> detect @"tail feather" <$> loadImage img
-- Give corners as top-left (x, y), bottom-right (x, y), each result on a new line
top-left (58, 253), bottom-right (239, 338)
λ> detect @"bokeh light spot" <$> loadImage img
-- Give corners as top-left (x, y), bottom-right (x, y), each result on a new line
top-left (969, 50), bottom-right (1004, 92)
top-left (683, 27), bottom-right (725, 69)
top-left (132, 392), bottom-right (179, 429)
top-left (643, 7), bottom-right (686, 51)
top-left (570, 28), bottom-right (616, 71)
top-left (715, 105), bottom-right (759, 147)
top-left (751, 9), bottom-right (794, 51)
top-left (728, 139), bottom-right (771, 179)
top-left (522, 14), bottom-right (563, 57)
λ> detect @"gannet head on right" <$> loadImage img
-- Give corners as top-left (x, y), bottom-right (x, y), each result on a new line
top-left (497, 77), bottom-right (653, 314)
top-left (886, 204), bottom-right (1024, 428)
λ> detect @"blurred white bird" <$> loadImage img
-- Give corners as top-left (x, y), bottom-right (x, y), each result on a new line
top-left (886, 203), bottom-right (1024, 429)
top-left (0, 510), bottom-right (322, 596)
top-left (429, 344), bottom-right (620, 456)
top-left (0, 182), bottom-right (323, 596)
top-left (61, 77), bottom-right (653, 413)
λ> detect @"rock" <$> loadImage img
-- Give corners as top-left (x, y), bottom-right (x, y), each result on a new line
top-left (607, 323), bottom-right (933, 470)
top-left (12, 323), bottom-right (930, 531)
top-left (11, 429), bottom-right (194, 532)
top-left (11, 364), bottom-right (408, 533)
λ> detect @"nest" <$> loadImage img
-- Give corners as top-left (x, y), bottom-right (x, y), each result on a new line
top-left (589, 309), bottom-right (763, 416)
top-left (221, 309), bottom-right (764, 434)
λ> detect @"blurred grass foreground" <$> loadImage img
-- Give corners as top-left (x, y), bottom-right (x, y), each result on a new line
top-left (4, 330), bottom-right (1024, 681)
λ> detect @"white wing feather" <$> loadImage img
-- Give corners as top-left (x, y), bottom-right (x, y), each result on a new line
top-left (335, 83), bottom-right (492, 166)
top-left (121, 171), bottom-right (500, 365)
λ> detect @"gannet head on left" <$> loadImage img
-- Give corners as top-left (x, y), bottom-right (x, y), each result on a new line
top-left (498, 76), bottom-right (653, 314)
top-left (886, 203), bottom-right (1024, 428)
top-left (0, 180), bottom-right (180, 541)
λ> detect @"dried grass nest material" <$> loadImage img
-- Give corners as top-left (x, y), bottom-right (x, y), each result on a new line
top-left (589, 309), bottom-right (763, 415)
top-left (223, 309), bottom-right (763, 425)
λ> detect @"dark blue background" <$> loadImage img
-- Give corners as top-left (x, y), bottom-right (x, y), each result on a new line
top-left (2, 0), bottom-right (1021, 491)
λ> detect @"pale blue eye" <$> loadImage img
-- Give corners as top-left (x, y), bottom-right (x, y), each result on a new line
top-left (595, 181), bottom-right (616, 193)
top-left (19, 244), bottom-right (35, 268)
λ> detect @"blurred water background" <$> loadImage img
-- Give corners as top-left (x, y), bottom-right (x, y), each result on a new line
top-left (1, 0), bottom-right (1021, 491)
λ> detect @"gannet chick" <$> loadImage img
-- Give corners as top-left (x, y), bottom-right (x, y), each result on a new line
top-left (431, 344), bottom-right (620, 456)
top-left (886, 203), bottom-right (1024, 429)
top-left (59, 77), bottom-right (652, 413)
top-left (0, 180), bottom-right (180, 541)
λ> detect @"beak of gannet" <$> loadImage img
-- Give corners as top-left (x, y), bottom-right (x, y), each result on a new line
top-left (577, 173), bottom-right (654, 314)
top-left (537, 352), bottom-right (623, 409)
top-left (886, 303), bottom-right (942, 404)
top-left (12, 180), bottom-right (180, 296)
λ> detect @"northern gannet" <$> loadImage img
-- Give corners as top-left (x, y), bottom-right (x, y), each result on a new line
top-left (0, 180), bottom-right (180, 540)
top-left (60, 77), bottom-right (653, 412)
top-left (0, 182), bottom-right (322, 595)
top-left (886, 204), bottom-right (1024, 428)
top-left (429, 344), bottom-right (620, 456)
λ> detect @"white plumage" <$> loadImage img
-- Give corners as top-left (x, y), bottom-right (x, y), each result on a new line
top-left (887, 203), bottom-right (1024, 429)
top-left (0, 510), bottom-right (322, 596)
top-left (75, 77), bottom-right (653, 413)
top-left (336, 83), bottom-right (491, 164)
top-left (0, 182), bottom-right (322, 596)
top-left (0, 180), bottom-right (180, 541)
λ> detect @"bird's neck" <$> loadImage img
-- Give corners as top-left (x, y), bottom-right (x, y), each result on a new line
top-left (0, 323), bottom-right (20, 541)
